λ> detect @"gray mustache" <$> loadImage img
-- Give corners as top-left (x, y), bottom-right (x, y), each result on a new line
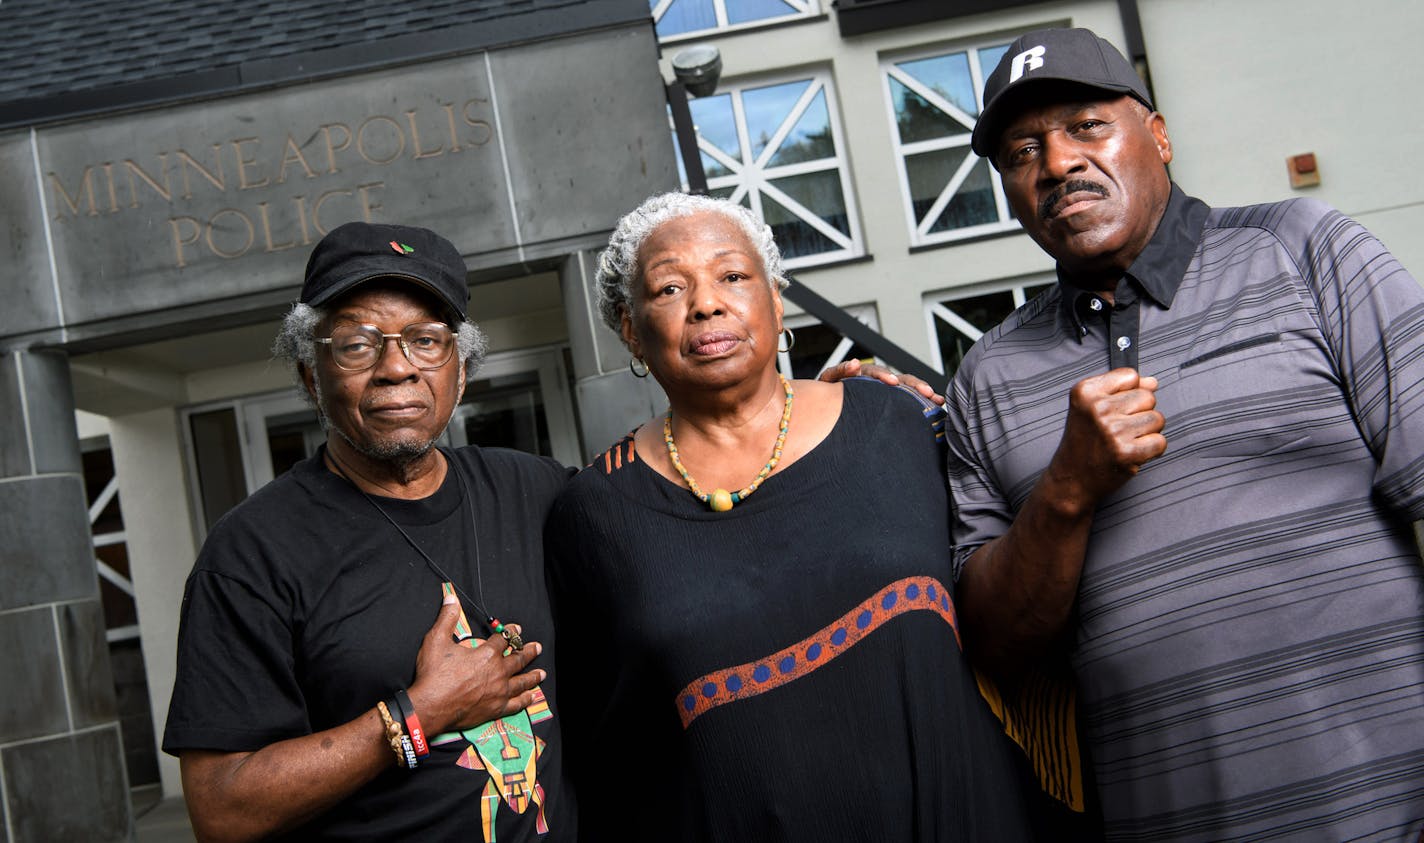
top-left (1040, 180), bottom-right (1109, 220)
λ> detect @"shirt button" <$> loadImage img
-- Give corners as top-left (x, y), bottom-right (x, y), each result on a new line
top-left (1116, 336), bottom-right (1132, 350)
top-left (1089, 298), bottom-right (1104, 311)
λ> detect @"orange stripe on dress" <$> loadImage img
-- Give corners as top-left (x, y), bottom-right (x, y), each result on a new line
top-left (674, 575), bottom-right (959, 729)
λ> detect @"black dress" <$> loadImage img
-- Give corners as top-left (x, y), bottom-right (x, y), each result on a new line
top-left (546, 379), bottom-right (1036, 842)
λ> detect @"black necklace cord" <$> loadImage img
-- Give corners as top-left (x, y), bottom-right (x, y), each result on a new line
top-left (323, 446), bottom-right (518, 648)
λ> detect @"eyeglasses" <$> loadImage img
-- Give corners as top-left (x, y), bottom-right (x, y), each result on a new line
top-left (315, 322), bottom-right (457, 372)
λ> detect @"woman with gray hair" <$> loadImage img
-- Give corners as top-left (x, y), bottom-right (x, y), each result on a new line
top-left (545, 193), bottom-right (1039, 841)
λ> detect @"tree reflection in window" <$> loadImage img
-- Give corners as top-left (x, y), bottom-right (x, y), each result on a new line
top-left (884, 42), bottom-right (1020, 245)
top-left (673, 73), bottom-right (860, 267)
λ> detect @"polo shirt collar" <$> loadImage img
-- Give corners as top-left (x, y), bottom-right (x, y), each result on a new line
top-left (1056, 184), bottom-right (1210, 338)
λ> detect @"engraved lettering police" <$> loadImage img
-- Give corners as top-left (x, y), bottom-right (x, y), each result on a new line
top-left (43, 97), bottom-right (496, 269)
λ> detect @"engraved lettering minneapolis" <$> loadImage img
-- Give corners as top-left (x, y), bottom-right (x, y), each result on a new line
top-left (45, 98), bottom-right (494, 268)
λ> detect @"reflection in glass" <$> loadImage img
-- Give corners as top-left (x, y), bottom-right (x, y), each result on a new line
top-left (978, 45), bottom-right (1010, 85)
top-left (896, 52), bottom-right (977, 117)
top-left (762, 193), bottom-right (836, 258)
top-left (743, 80), bottom-right (810, 162)
top-left (689, 93), bottom-right (740, 175)
top-left (770, 171), bottom-right (849, 236)
top-left (934, 290), bottom-right (1017, 375)
top-left (930, 158), bottom-right (997, 233)
top-left (891, 78), bottom-right (962, 144)
top-left (726, 0), bottom-right (799, 25)
top-left (905, 146), bottom-right (969, 225)
top-left (767, 90), bottom-right (833, 166)
top-left (786, 322), bottom-right (874, 380)
top-left (655, 0), bottom-right (717, 38)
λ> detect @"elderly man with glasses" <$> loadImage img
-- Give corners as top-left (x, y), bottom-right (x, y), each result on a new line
top-left (162, 222), bottom-right (576, 843)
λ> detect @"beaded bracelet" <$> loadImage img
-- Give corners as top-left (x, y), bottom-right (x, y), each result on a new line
top-left (376, 700), bottom-right (418, 769)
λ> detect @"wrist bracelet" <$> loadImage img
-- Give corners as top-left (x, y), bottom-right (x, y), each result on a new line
top-left (395, 689), bottom-right (430, 757)
top-left (376, 700), bottom-right (418, 770)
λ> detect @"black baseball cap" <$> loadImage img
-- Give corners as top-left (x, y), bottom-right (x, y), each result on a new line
top-left (300, 221), bottom-right (470, 321)
top-left (972, 27), bottom-right (1153, 160)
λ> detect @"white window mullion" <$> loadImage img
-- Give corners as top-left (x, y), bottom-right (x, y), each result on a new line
top-left (754, 79), bottom-right (823, 170)
top-left (886, 66), bottom-right (979, 133)
top-left (760, 180), bottom-right (852, 249)
top-left (929, 302), bottom-right (986, 344)
top-left (915, 149), bottom-right (979, 237)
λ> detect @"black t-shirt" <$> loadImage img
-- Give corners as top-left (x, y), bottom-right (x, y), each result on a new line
top-left (164, 446), bottom-right (576, 842)
top-left (546, 380), bottom-right (1038, 842)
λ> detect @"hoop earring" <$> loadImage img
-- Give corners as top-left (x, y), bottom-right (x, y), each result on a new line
top-left (778, 327), bottom-right (796, 353)
top-left (629, 356), bottom-right (650, 378)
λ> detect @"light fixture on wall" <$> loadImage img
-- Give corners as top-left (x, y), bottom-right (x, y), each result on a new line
top-left (665, 44), bottom-right (722, 195)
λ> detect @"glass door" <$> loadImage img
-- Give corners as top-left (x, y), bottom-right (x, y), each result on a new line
top-left (184, 346), bottom-right (580, 535)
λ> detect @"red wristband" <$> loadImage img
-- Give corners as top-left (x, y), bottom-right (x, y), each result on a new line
top-left (395, 689), bottom-right (429, 757)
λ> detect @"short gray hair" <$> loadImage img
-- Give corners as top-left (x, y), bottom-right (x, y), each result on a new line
top-left (273, 302), bottom-right (488, 381)
top-left (594, 192), bottom-right (788, 333)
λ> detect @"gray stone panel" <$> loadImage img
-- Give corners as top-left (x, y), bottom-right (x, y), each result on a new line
top-left (574, 369), bottom-right (666, 462)
top-left (0, 131), bottom-right (60, 337)
top-left (18, 350), bottom-right (82, 475)
top-left (59, 600), bottom-right (119, 729)
top-left (493, 27), bottom-right (679, 247)
top-left (3, 726), bottom-right (132, 843)
top-left (0, 353), bottom-right (29, 476)
top-left (34, 54), bottom-right (516, 329)
top-left (0, 475), bottom-right (97, 611)
top-left (0, 607), bottom-right (69, 743)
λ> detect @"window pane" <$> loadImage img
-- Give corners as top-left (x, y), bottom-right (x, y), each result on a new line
top-left (896, 52), bottom-right (977, 118)
top-left (904, 146), bottom-right (969, 226)
top-left (890, 78), bottom-right (962, 144)
top-left (930, 157), bottom-right (998, 233)
top-left (978, 44), bottom-right (1011, 94)
top-left (461, 371), bottom-right (552, 458)
top-left (655, 0), bottom-right (716, 37)
top-left (743, 80), bottom-right (810, 162)
top-left (689, 93), bottom-right (740, 167)
top-left (769, 170), bottom-right (849, 236)
top-left (934, 290), bottom-right (1017, 375)
top-left (726, 0), bottom-right (800, 25)
top-left (786, 323), bottom-right (874, 380)
top-left (710, 186), bottom-right (751, 209)
top-left (189, 407), bottom-right (248, 530)
top-left (762, 192), bottom-right (836, 258)
top-left (767, 89), bottom-right (833, 166)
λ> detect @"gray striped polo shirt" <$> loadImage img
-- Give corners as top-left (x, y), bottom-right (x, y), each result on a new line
top-left (948, 186), bottom-right (1424, 841)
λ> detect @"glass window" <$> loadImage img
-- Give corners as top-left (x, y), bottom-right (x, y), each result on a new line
top-left (778, 306), bottom-right (878, 381)
top-left (926, 279), bottom-right (1053, 376)
top-left (883, 41), bottom-right (1019, 246)
top-left (652, 0), bottom-right (818, 40)
top-left (674, 71), bottom-right (861, 268)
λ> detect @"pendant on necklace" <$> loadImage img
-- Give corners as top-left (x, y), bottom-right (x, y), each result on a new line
top-left (490, 617), bottom-right (524, 651)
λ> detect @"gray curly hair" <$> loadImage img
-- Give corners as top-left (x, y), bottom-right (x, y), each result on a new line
top-left (594, 192), bottom-right (788, 333)
top-left (273, 302), bottom-right (488, 382)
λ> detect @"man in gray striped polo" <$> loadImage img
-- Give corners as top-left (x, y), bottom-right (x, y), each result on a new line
top-left (948, 27), bottom-right (1424, 841)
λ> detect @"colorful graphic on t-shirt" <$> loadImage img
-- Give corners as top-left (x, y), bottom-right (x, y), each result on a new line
top-left (675, 576), bottom-right (959, 728)
top-left (431, 583), bottom-right (552, 842)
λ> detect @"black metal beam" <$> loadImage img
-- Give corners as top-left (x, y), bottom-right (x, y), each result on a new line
top-left (665, 81), bottom-right (709, 195)
top-left (783, 276), bottom-right (943, 385)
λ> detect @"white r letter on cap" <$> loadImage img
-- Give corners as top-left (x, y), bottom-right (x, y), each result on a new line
top-left (1010, 45), bottom-right (1047, 82)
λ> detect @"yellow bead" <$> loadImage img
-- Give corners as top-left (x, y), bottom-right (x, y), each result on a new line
top-left (709, 489), bottom-right (734, 511)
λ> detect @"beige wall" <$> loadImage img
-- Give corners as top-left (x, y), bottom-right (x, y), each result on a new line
top-left (658, 0), bottom-right (1424, 369)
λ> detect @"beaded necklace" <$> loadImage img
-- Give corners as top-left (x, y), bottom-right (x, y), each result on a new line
top-left (664, 374), bottom-right (793, 512)
top-left (325, 446), bottom-right (524, 650)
